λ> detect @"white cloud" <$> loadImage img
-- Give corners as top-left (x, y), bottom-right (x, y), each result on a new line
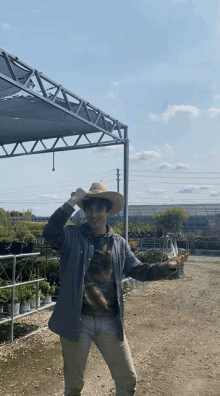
top-left (92, 144), bottom-right (136, 158)
top-left (163, 143), bottom-right (175, 156)
top-left (207, 108), bottom-right (220, 118)
top-left (147, 189), bottom-right (166, 195)
top-left (157, 162), bottom-right (173, 170)
top-left (148, 105), bottom-right (201, 123)
top-left (130, 150), bottom-right (161, 163)
top-left (174, 163), bottom-right (190, 170)
top-left (178, 185), bottom-right (214, 193)
top-left (1, 22), bottom-right (10, 29)
top-left (148, 113), bottom-right (160, 122)
top-left (107, 91), bottom-right (115, 99)
top-left (214, 94), bottom-right (220, 103)
top-left (109, 81), bottom-right (120, 89)
top-left (162, 105), bottom-right (201, 123)
top-left (157, 162), bottom-right (189, 170)
top-left (40, 193), bottom-right (58, 199)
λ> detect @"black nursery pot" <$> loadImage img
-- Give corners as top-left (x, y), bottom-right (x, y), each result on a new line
top-left (10, 242), bottom-right (23, 255)
top-left (0, 242), bottom-right (11, 255)
top-left (22, 242), bottom-right (35, 254)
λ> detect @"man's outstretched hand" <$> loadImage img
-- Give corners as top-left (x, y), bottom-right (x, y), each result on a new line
top-left (167, 249), bottom-right (190, 269)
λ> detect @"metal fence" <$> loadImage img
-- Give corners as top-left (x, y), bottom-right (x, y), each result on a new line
top-left (0, 252), bottom-right (146, 344)
top-left (0, 252), bottom-right (56, 343)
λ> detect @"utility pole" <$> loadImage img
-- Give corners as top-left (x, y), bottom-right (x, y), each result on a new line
top-left (116, 169), bottom-right (121, 221)
top-left (116, 169), bottom-right (121, 193)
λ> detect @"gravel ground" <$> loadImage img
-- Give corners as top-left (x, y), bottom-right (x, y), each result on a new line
top-left (0, 254), bottom-right (220, 396)
top-left (172, 256), bottom-right (220, 324)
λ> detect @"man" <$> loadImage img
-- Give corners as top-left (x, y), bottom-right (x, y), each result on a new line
top-left (42, 182), bottom-right (189, 396)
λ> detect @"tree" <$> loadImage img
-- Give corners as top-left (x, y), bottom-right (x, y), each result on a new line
top-left (22, 209), bottom-right (33, 222)
top-left (153, 206), bottom-right (189, 238)
top-left (0, 208), bottom-right (12, 228)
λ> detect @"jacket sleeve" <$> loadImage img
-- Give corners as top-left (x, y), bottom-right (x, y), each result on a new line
top-left (42, 203), bottom-right (76, 253)
top-left (123, 239), bottom-right (177, 281)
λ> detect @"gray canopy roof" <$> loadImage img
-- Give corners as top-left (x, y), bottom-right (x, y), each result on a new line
top-left (0, 47), bottom-right (127, 158)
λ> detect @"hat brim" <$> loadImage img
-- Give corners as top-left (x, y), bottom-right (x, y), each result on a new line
top-left (77, 191), bottom-right (124, 217)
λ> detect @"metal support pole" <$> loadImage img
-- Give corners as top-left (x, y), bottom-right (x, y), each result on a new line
top-left (116, 168), bottom-right (121, 221)
top-left (116, 168), bottom-right (120, 193)
top-left (10, 255), bottom-right (16, 343)
top-left (123, 126), bottom-right (129, 242)
top-left (36, 267), bottom-right (40, 309)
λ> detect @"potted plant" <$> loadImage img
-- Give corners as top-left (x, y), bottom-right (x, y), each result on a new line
top-left (0, 227), bottom-right (15, 255)
top-left (0, 279), bottom-right (11, 313)
top-left (22, 230), bottom-right (36, 253)
top-left (13, 223), bottom-right (36, 254)
top-left (16, 284), bottom-right (33, 313)
top-left (7, 293), bottom-right (20, 316)
top-left (40, 280), bottom-right (55, 304)
top-left (9, 234), bottom-right (23, 255)
top-left (49, 284), bottom-right (56, 299)
top-left (29, 282), bottom-right (42, 309)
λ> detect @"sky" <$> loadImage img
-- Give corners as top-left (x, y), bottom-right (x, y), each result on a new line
top-left (1, 0), bottom-right (220, 216)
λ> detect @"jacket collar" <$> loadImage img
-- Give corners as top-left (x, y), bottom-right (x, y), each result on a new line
top-left (79, 221), bottom-right (116, 238)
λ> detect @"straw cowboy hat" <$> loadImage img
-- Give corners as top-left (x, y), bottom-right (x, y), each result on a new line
top-left (76, 182), bottom-right (124, 217)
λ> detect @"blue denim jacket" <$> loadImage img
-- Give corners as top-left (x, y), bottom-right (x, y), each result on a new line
top-left (42, 204), bottom-right (176, 342)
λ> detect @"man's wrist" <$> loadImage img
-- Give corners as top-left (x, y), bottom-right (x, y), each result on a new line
top-left (66, 198), bottom-right (78, 208)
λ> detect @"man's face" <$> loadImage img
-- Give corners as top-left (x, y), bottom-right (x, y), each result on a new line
top-left (84, 202), bottom-right (108, 230)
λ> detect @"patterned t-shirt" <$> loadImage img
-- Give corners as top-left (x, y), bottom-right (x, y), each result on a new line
top-left (80, 222), bottom-right (118, 317)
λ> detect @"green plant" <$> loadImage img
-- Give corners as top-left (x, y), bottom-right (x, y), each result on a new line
top-left (14, 222), bottom-right (36, 244)
top-left (16, 284), bottom-right (34, 304)
top-left (153, 206), bottom-right (189, 238)
top-left (30, 290), bottom-right (43, 302)
top-left (0, 279), bottom-right (11, 304)
top-left (113, 220), bottom-right (124, 235)
top-left (6, 290), bottom-right (19, 304)
top-left (128, 240), bottom-right (139, 252)
top-left (49, 284), bottom-right (56, 296)
top-left (135, 250), bottom-right (168, 264)
top-left (0, 227), bottom-right (15, 243)
top-left (39, 280), bottom-right (51, 295)
top-left (0, 208), bottom-right (12, 228)
top-left (17, 221), bottom-right (46, 238)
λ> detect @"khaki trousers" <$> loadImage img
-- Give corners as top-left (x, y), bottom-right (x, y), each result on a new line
top-left (60, 314), bottom-right (137, 396)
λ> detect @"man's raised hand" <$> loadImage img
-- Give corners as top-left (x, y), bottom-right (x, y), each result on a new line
top-left (166, 249), bottom-right (190, 269)
top-left (70, 188), bottom-right (87, 204)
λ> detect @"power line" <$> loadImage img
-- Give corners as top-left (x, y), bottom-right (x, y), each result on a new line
top-left (0, 176), bottom-right (117, 197)
top-left (129, 174), bottom-right (220, 180)
top-left (128, 180), bottom-right (220, 185)
top-left (0, 169), bottom-right (116, 193)
top-left (130, 169), bottom-right (220, 174)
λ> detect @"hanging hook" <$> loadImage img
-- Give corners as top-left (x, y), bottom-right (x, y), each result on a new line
top-left (52, 151), bottom-right (55, 171)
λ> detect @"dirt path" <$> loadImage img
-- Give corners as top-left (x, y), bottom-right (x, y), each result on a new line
top-left (0, 255), bottom-right (220, 396)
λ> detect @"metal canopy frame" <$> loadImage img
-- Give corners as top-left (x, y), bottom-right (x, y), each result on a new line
top-left (0, 47), bottom-right (129, 241)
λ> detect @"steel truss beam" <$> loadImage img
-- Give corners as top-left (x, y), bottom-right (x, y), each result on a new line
top-left (0, 48), bottom-right (126, 159)
top-left (0, 48), bottom-right (130, 242)
top-left (0, 136), bottom-right (124, 159)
